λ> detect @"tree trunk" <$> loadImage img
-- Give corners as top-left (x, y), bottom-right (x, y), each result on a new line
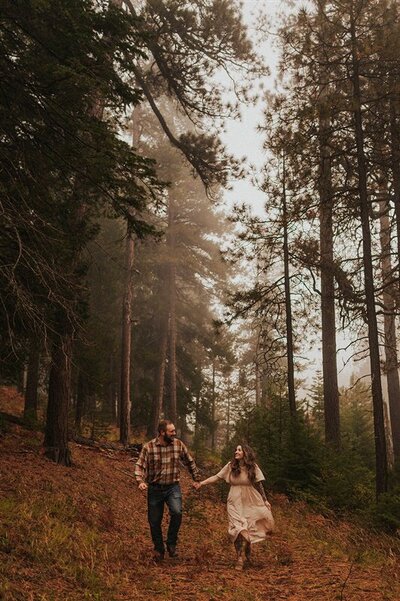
top-left (226, 392), bottom-right (231, 446)
top-left (211, 358), bottom-right (216, 451)
top-left (148, 316), bottom-right (169, 438)
top-left (350, 16), bottom-right (388, 496)
top-left (318, 52), bottom-right (340, 448)
top-left (119, 234), bottom-right (134, 445)
top-left (255, 332), bottom-right (261, 406)
top-left (119, 106), bottom-right (142, 443)
top-left (75, 369), bottom-right (87, 433)
top-left (44, 327), bottom-right (73, 466)
top-left (282, 155), bottom-right (296, 417)
top-left (24, 344), bottom-right (40, 422)
top-left (390, 97), bottom-right (400, 292)
top-left (378, 184), bottom-right (400, 465)
top-left (194, 363), bottom-right (202, 440)
top-left (167, 198), bottom-right (177, 423)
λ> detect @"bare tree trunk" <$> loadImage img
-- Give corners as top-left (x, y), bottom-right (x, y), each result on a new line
top-left (119, 234), bottom-right (134, 445)
top-left (318, 88), bottom-right (340, 447)
top-left (167, 198), bottom-right (177, 423)
top-left (378, 184), bottom-right (400, 465)
top-left (24, 344), bottom-right (40, 422)
top-left (255, 332), bottom-right (261, 406)
top-left (44, 327), bottom-right (72, 466)
top-left (148, 317), bottom-right (169, 437)
top-left (194, 362), bottom-right (202, 441)
top-left (226, 392), bottom-right (231, 446)
top-left (282, 156), bottom-right (296, 417)
top-left (211, 359), bottom-right (216, 451)
top-left (390, 97), bottom-right (400, 291)
top-left (75, 369), bottom-right (87, 433)
top-left (350, 16), bottom-right (388, 496)
top-left (119, 107), bottom-right (142, 444)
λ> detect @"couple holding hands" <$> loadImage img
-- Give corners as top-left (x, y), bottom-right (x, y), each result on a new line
top-left (135, 420), bottom-right (275, 570)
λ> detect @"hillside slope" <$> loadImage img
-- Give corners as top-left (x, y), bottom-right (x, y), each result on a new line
top-left (1, 392), bottom-right (399, 601)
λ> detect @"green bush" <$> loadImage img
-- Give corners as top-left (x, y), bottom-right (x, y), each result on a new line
top-left (371, 488), bottom-right (400, 534)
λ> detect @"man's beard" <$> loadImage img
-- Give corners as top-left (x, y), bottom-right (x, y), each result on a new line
top-left (164, 434), bottom-right (175, 444)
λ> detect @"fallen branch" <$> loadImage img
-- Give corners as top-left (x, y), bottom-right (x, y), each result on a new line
top-left (70, 433), bottom-right (142, 457)
top-left (339, 561), bottom-right (355, 601)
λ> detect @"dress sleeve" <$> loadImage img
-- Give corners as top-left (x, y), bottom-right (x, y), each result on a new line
top-left (216, 462), bottom-right (231, 483)
top-left (255, 464), bottom-right (265, 482)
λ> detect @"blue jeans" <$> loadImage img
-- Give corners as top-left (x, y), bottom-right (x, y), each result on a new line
top-left (147, 482), bottom-right (182, 553)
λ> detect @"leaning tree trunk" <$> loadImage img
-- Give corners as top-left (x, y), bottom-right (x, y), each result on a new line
top-left (350, 16), bottom-right (388, 496)
top-left (119, 234), bottom-right (134, 445)
top-left (282, 156), bottom-right (296, 418)
top-left (24, 344), bottom-right (40, 422)
top-left (44, 326), bottom-right (73, 466)
top-left (378, 183), bottom-right (400, 465)
top-left (167, 198), bottom-right (177, 424)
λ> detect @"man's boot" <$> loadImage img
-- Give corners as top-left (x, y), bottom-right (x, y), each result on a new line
top-left (153, 549), bottom-right (165, 563)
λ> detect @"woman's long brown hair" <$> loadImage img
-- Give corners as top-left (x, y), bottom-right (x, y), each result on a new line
top-left (230, 444), bottom-right (257, 483)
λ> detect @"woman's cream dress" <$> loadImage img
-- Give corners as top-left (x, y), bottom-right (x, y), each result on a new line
top-left (216, 463), bottom-right (275, 543)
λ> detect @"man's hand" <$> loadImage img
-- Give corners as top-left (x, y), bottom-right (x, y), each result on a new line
top-left (192, 481), bottom-right (201, 491)
top-left (138, 482), bottom-right (148, 492)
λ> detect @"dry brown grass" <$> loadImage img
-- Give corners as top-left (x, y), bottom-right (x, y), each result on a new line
top-left (1, 389), bottom-right (400, 601)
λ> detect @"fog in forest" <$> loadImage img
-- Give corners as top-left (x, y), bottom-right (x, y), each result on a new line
top-left (2, 0), bottom-right (400, 541)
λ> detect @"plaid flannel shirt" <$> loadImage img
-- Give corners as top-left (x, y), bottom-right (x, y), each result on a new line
top-left (134, 438), bottom-right (201, 485)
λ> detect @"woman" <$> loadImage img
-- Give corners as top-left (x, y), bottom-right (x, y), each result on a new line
top-left (196, 444), bottom-right (274, 570)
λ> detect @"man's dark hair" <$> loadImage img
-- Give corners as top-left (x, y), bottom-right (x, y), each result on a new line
top-left (158, 419), bottom-right (173, 434)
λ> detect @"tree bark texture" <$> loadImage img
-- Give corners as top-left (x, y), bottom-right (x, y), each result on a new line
top-left (282, 157), bottom-right (296, 417)
top-left (167, 198), bottom-right (177, 423)
top-left (318, 66), bottom-right (340, 448)
top-left (211, 359), bottom-right (216, 451)
top-left (390, 97), bottom-right (400, 293)
top-left (119, 234), bottom-right (134, 445)
top-left (148, 316), bottom-right (169, 438)
top-left (75, 369), bottom-right (88, 433)
top-left (378, 187), bottom-right (400, 464)
top-left (350, 17), bottom-right (388, 495)
top-left (44, 329), bottom-right (72, 466)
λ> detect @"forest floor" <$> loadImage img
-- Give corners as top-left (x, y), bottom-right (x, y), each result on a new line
top-left (1, 388), bottom-right (400, 601)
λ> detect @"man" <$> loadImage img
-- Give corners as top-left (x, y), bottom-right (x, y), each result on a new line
top-left (135, 419), bottom-right (201, 561)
